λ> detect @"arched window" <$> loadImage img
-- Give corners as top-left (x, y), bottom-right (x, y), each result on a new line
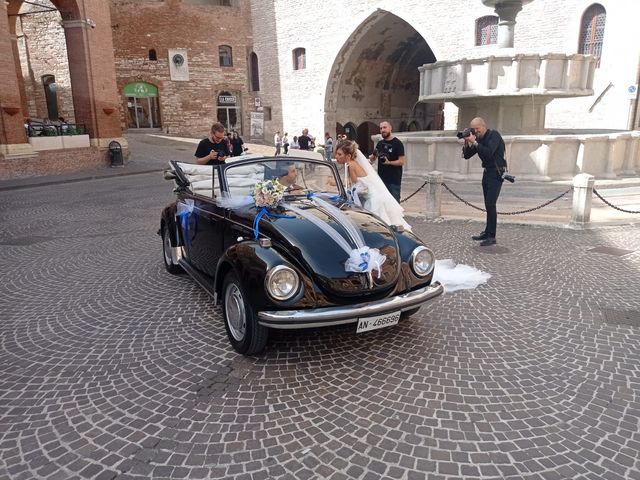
top-left (148, 49), bottom-right (157, 61)
top-left (42, 75), bottom-right (58, 120)
top-left (293, 48), bottom-right (306, 70)
top-left (219, 45), bottom-right (233, 67)
top-left (475, 16), bottom-right (498, 46)
top-left (250, 52), bottom-right (260, 92)
top-left (579, 4), bottom-right (606, 65)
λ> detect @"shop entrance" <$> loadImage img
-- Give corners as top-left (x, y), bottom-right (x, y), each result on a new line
top-left (124, 82), bottom-right (161, 129)
top-left (217, 91), bottom-right (241, 133)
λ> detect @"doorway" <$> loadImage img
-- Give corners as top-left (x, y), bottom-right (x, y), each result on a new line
top-left (124, 82), bottom-right (161, 129)
top-left (217, 91), bottom-right (242, 133)
top-left (42, 75), bottom-right (59, 120)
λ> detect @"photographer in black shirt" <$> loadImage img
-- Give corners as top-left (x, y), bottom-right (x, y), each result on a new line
top-left (194, 122), bottom-right (230, 165)
top-left (462, 117), bottom-right (507, 246)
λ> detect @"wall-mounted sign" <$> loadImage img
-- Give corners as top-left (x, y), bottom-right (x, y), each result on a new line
top-left (628, 84), bottom-right (638, 99)
top-left (218, 95), bottom-right (237, 105)
top-left (254, 97), bottom-right (261, 107)
top-left (123, 82), bottom-right (158, 98)
top-left (168, 48), bottom-right (189, 81)
top-left (250, 111), bottom-right (264, 138)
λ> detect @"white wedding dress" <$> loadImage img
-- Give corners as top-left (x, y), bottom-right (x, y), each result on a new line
top-left (433, 259), bottom-right (491, 293)
top-left (350, 151), bottom-right (413, 232)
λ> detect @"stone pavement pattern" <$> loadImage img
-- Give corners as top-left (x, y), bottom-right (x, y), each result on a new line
top-left (1, 168), bottom-right (640, 480)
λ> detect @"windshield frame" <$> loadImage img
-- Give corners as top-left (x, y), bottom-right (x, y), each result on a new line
top-left (218, 156), bottom-right (346, 200)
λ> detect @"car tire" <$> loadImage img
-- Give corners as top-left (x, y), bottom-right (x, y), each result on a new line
top-left (222, 272), bottom-right (268, 355)
top-left (162, 224), bottom-right (183, 275)
top-left (401, 307), bottom-right (421, 319)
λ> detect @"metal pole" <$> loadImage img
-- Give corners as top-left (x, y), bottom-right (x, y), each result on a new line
top-left (631, 53), bottom-right (640, 130)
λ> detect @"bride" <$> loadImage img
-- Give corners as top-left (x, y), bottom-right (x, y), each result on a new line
top-left (334, 139), bottom-right (412, 232)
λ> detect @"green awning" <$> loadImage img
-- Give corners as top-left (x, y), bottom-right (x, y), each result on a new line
top-left (123, 82), bottom-right (158, 98)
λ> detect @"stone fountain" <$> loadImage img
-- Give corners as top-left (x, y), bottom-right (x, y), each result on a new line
top-left (398, 0), bottom-right (639, 181)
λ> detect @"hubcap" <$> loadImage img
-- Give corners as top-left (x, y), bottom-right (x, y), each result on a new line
top-left (224, 283), bottom-right (246, 341)
top-left (163, 229), bottom-right (172, 265)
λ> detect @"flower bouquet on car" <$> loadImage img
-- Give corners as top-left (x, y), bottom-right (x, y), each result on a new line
top-left (251, 179), bottom-right (286, 209)
top-left (250, 179), bottom-right (293, 239)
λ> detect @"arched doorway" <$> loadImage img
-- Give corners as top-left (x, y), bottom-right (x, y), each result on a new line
top-left (124, 82), bottom-right (161, 129)
top-left (356, 121), bottom-right (377, 156)
top-left (343, 122), bottom-right (357, 141)
top-left (324, 10), bottom-right (438, 136)
top-left (5, 0), bottom-right (120, 142)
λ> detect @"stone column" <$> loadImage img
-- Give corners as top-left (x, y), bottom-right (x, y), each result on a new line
top-left (481, 0), bottom-right (533, 49)
top-left (425, 171), bottom-right (444, 220)
top-left (61, 2), bottom-right (121, 146)
top-left (0, 0), bottom-right (29, 151)
top-left (570, 173), bottom-right (595, 227)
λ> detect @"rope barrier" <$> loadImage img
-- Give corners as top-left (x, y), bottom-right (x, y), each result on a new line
top-left (441, 183), bottom-right (572, 215)
top-left (398, 179), bottom-right (639, 216)
top-left (593, 189), bottom-right (640, 214)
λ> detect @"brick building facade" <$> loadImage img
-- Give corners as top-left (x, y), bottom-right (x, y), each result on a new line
top-left (110, 0), bottom-right (257, 138)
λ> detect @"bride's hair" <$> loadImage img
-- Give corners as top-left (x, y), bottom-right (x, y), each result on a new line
top-left (335, 139), bottom-right (358, 159)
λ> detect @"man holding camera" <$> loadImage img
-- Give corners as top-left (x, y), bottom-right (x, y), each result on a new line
top-left (194, 122), bottom-right (230, 165)
top-left (462, 117), bottom-right (507, 246)
top-left (370, 121), bottom-right (405, 202)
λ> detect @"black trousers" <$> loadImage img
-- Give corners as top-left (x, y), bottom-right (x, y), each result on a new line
top-left (482, 169), bottom-right (503, 238)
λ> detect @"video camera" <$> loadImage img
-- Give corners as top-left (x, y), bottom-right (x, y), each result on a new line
top-left (456, 127), bottom-right (476, 139)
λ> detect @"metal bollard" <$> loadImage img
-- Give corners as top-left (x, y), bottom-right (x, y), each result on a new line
top-left (425, 171), bottom-right (444, 220)
top-left (570, 173), bottom-right (594, 226)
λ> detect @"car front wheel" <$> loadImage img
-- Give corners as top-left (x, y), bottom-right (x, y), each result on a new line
top-left (162, 224), bottom-right (183, 274)
top-left (222, 272), bottom-right (268, 355)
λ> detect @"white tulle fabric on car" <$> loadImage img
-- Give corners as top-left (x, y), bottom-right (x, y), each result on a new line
top-left (433, 259), bottom-right (491, 293)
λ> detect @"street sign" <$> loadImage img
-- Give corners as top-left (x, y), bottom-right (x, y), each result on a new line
top-left (628, 84), bottom-right (638, 99)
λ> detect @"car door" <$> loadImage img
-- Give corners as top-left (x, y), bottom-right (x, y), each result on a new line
top-left (181, 168), bottom-right (226, 280)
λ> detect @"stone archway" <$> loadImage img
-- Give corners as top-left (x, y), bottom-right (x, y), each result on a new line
top-left (1, 0), bottom-right (123, 178)
top-left (324, 10), bottom-right (439, 138)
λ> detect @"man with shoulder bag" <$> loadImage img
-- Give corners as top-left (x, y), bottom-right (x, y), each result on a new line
top-left (461, 117), bottom-right (513, 246)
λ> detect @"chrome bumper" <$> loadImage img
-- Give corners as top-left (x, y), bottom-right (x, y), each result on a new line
top-left (257, 282), bottom-right (443, 329)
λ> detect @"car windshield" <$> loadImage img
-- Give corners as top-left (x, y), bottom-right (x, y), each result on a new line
top-left (222, 158), bottom-right (342, 198)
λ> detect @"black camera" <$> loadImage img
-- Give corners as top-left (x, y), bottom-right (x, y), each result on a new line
top-left (377, 151), bottom-right (388, 162)
top-left (456, 127), bottom-right (476, 139)
top-left (501, 172), bottom-right (516, 183)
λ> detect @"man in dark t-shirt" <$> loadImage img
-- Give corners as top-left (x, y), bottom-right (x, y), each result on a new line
top-left (370, 121), bottom-right (405, 202)
top-left (298, 128), bottom-right (312, 150)
top-left (194, 122), bottom-right (230, 165)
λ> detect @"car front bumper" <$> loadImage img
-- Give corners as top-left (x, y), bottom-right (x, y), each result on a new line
top-left (257, 282), bottom-right (444, 329)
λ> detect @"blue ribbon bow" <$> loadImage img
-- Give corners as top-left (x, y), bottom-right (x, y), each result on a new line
top-left (253, 207), bottom-right (295, 240)
top-left (358, 251), bottom-right (370, 271)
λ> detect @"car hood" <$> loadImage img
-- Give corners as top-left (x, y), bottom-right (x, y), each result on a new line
top-left (230, 199), bottom-right (400, 297)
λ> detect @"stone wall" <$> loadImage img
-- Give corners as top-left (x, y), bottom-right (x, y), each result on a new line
top-left (0, 147), bottom-right (109, 180)
top-left (111, 0), bottom-right (256, 139)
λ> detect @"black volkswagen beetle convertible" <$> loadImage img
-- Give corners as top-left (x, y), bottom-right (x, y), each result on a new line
top-left (160, 156), bottom-right (443, 355)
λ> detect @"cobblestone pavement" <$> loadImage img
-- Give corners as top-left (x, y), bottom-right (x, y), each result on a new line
top-left (1, 170), bottom-right (640, 480)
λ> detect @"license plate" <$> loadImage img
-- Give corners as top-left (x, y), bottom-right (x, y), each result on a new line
top-left (356, 311), bottom-right (401, 333)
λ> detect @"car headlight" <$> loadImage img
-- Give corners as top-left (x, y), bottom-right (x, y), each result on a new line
top-left (265, 265), bottom-right (300, 301)
top-left (411, 246), bottom-right (435, 277)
